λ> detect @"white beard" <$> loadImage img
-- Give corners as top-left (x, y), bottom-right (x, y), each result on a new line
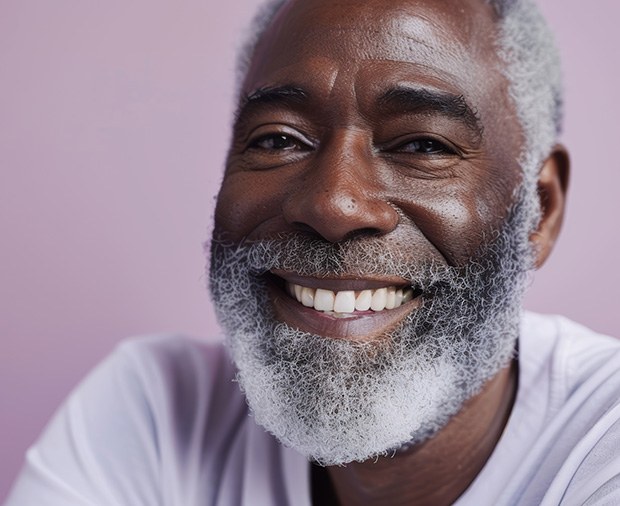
top-left (208, 185), bottom-right (538, 466)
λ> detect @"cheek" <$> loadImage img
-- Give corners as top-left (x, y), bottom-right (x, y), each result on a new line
top-left (410, 198), bottom-right (486, 265)
top-left (213, 172), bottom-right (288, 241)
top-left (394, 178), bottom-right (516, 266)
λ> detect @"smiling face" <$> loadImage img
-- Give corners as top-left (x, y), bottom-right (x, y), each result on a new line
top-left (209, 0), bottom-right (538, 464)
top-left (214, 0), bottom-right (525, 340)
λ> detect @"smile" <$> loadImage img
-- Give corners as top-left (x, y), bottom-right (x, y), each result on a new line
top-left (286, 283), bottom-right (415, 317)
top-left (267, 270), bottom-right (423, 340)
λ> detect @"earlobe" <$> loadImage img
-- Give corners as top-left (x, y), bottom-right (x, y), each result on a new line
top-left (530, 144), bottom-right (570, 268)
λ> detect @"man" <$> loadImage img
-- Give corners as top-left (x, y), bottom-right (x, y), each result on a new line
top-left (6, 0), bottom-right (620, 504)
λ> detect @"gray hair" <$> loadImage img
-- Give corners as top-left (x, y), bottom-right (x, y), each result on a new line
top-left (236, 0), bottom-right (563, 186)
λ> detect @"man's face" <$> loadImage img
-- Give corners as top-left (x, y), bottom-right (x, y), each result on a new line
top-left (209, 0), bottom-right (534, 465)
top-left (215, 0), bottom-right (524, 339)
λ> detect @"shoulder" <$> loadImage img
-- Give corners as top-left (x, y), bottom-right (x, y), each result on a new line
top-left (521, 311), bottom-right (620, 391)
top-left (521, 312), bottom-right (620, 429)
top-left (87, 335), bottom-right (248, 459)
top-left (519, 313), bottom-right (620, 505)
top-left (113, 333), bottom-right (231, 372)
top-left (111, 334), bottom-right (236, 397)
top-left (5, 335), bottom-right (248, 506)
top-left (73, 334), bottom-right (241, 421)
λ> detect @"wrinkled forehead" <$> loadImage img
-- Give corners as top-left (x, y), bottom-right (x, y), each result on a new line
top-left (244, 0), bottom-right (503, 96)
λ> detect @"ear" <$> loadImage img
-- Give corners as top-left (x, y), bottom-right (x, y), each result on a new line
top-left (530, 144), bottom-right (570, 268)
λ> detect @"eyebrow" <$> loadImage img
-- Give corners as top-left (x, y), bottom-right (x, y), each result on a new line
top-left (235, 85), bottom-right (308, 119)
top-left (378, 86), bottom-right (483, 139)
top-left (235, 84), bottom-right (484, 140)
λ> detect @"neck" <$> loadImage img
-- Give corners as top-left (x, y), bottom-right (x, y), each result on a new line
top-left (322, 360), bottom-right (518, 506)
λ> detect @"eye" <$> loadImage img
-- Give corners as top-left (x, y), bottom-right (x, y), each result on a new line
top-left (249, 133), bottom-right (309, 151)
top-left (394, 138), bottom-right (455, 155)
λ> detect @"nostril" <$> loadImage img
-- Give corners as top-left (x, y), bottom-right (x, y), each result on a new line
top-left (290, 222), bottom-right (385, 243)
top-left (341, 228), bottom-right (386, 241)
top-left (291, 222), bottom-right (325, 240)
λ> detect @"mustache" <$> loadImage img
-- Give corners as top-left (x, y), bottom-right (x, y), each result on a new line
top-left (209, 179), bottom-right (538, 300)
top-left (209, 232), bottom-right (457, 291)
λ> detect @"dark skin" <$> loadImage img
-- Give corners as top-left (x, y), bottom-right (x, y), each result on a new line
top-left (214, 0), bottom-right (569, 503)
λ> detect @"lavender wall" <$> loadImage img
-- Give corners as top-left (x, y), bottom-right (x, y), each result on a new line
top-left (1, 0), bottom-right (618, 498)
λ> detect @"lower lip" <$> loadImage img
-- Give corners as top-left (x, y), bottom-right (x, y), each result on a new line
top-left (267, 282), bottom-right (422, 342)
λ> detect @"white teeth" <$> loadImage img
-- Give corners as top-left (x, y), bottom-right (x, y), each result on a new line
top-left (355, 290), bottom-right (372, 311)
top-left (286, 282), bottom-right (416, 314)
top-left (334, 290), bottom-right (356, 313)
top-left (395, 288), bottom-right (404, 307)
top-left (301, 286), bottom-right (314, 307)
top-left (314, 288), bottom-right (335, 311)
top-left (385, 287), bottom-right (396, 310)
top-left (370, 287), bottom-right (387, 311)
top-left (294, 284), bottom-right (303, 301)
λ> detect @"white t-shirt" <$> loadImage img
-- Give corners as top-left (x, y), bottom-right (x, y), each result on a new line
top-left (6, 312), bottom-right (620, 505)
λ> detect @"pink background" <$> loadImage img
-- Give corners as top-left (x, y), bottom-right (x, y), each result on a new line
top-left (1, 0), bottom-right (618, 498)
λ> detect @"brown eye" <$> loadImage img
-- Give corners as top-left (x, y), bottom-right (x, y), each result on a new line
top-left (396, 138), bottom-right (454, 155)
top-left (251, 134), bottom-right (304, 151)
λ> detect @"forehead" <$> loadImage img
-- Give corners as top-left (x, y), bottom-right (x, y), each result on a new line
top-left (244, 0), bottom-right (504, 99)
top-left (240, 0), bottom-right (521, 168)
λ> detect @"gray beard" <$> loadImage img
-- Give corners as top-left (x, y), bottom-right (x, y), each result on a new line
top-left (208, 185), bottom-right (538, 466)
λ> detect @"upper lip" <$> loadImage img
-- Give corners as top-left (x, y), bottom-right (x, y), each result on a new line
top-left (269, 269), bottom-right (412, 291)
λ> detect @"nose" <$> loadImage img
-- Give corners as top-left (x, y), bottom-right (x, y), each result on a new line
top-left (281, 132), bottom-right (399, 243)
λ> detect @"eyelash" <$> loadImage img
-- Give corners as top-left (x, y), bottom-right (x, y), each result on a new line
top-left (248, 133), bottom-right (310, 152)
top-left (390, 138), bottom-right (455, 156)
top-left (246, 132), bottom-right (458, 158)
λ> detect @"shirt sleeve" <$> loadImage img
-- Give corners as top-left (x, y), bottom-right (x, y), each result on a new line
top-left (4, 340), bottom-right (163, 506)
